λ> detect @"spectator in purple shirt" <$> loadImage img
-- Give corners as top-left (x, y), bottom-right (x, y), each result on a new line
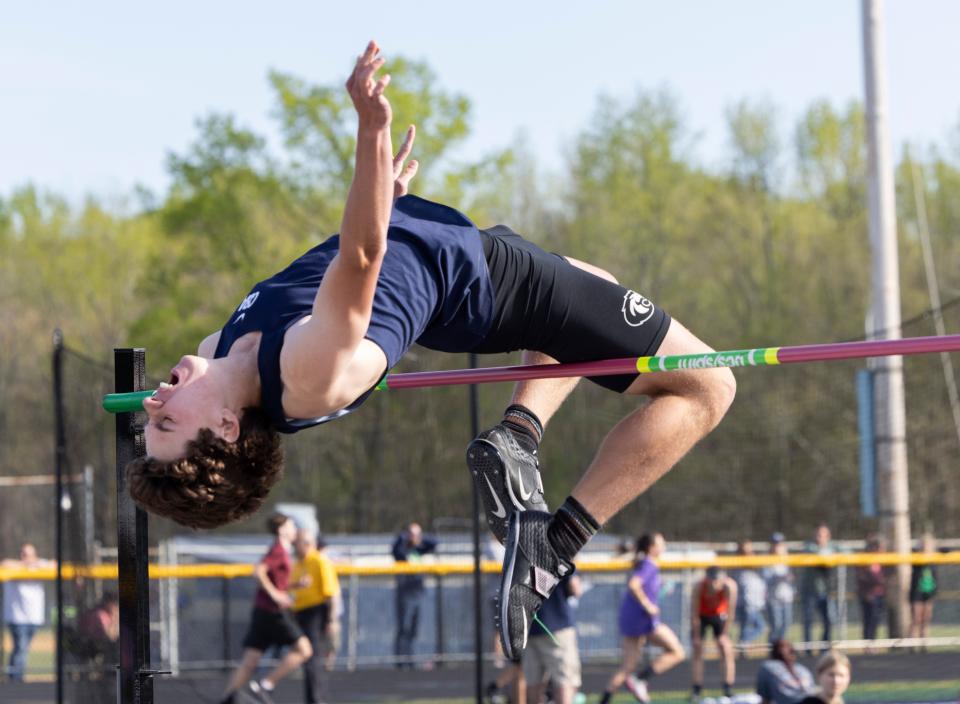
top-left (599, 533), bottom-right (685, 704)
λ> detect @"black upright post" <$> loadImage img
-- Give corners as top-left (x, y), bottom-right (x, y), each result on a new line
top-left (114, 348), bottom-right (153, 704)
top-left (52, 330), bottom-right (66, 704)
top-left (468, 352), bottom-right (483, 704)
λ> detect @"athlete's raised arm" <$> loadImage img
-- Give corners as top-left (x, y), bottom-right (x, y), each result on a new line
top-left (280, 41), bottom-right (401, 412)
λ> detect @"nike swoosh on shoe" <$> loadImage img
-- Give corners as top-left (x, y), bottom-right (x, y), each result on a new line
top-left (484, 475), bottom-right (507, 518)
top-left (515, 469), bottom-right (534, 501)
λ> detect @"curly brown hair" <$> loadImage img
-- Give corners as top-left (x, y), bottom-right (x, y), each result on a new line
top-left (126, 406), bottom-right (283, 529)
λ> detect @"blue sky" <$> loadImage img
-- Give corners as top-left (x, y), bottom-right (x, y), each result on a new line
top-left (3, 0), bottom-right (959, 201)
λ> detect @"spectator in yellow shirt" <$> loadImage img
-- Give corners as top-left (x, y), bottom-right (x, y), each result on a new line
top-left (291, 530), bottom-right (341, 704)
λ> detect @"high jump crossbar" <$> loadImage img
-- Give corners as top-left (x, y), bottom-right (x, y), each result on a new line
top-left (102, 334), bottom-right (960, 413)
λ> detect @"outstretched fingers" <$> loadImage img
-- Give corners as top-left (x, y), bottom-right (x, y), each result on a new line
top-left (395, 159), bottom-right (419, 198)
top-left (345, 40), bottom-right (393, 130)
top-left (393, 125), bottom-right (416, 175)
top-left (392, 125), bottom-right (418, 197)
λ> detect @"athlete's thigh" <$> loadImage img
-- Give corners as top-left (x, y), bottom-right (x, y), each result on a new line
top-left (620, 635), bottom-right (644, 668)
top-left (647, 623), bottom-right (682, 653)
top-left (624, 317), bottom-right (727, 398)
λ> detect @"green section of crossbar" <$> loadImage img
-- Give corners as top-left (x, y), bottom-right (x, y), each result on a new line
top-left (102, 390), bottom-right (153, 413)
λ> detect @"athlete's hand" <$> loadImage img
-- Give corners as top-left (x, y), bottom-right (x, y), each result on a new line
top-left (645, 603), bottom-right (661, 617)
top-left (393, 125), bottom-right (418, 198)
top-left (346, 40), bottom-right (392, 131)
top-left (273, 592), bottom-right (294, 609)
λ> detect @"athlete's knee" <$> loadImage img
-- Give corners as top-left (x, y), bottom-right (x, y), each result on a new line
top-left (296, 637), bottom-right (313, 659)
top-left (706, 367), bottom-right (737, 425)
top-left (672, 642), bottom-right (687, 660)
top-left (677, 366), bottom-right (735, 433)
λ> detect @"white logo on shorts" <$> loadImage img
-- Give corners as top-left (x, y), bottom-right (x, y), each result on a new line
top-left (622, 290), bottom-right (654, 327)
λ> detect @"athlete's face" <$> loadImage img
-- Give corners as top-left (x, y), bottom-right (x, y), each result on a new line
top-left (143, 355), bottom-right (240, 461)
top-left (648, 534), bottom-right (665, 558)
top-left (818, 664), bottom-right (850, 699)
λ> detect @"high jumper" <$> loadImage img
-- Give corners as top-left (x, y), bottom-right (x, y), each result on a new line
top-left (125, 40), bottom-right (736, 660)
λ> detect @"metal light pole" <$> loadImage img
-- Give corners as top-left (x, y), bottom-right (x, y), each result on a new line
top-left (862, 0), bottom-right (911, 636)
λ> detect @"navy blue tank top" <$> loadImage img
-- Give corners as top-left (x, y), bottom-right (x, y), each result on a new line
top-left (213, 195), bottom-right (493, 433)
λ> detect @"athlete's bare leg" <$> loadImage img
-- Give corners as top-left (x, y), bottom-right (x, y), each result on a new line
top-left (509, 350), bottom-right (580, 426)
top-left (223, 648), bottom-right (261, 697)
top-left (603, 636), bottom-right (645, 693)
top-left (691, 632), bottom-right (705, 689)
top-left (646, 623), bottom-right (686, 675)
top-left (718, 631), bottom-right (736, 688)
top-left (495, 258), bottom-right (734, 519)
top-left (261, 636), bottom-right (312, 689)
top-left (569, 319), bottom-right (736, 523)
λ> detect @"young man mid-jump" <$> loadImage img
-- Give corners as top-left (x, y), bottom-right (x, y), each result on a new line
top-left (127, 41), bottom-right (736, 660)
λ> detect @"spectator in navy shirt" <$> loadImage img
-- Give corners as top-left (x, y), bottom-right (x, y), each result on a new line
top-left (392, 522), bottom-right (438, 668)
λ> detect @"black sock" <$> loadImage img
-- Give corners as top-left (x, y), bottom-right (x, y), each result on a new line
top-left (637, 665), bottom-right (655, 681)
top-left (598, 691), bottom-right (613, 704)
top-left (547, 496), bottom-right (600, 562)
top-left (723, 682), bottom-right (734, 696)
top-left (502, 404), bottom-right (543, 454)
top-left (692, 684), bottom-right (703, 695)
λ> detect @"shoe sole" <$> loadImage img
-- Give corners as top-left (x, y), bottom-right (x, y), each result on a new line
top-left (467, 438), bottom-right (520, 543)
top-left (496, 511), bottom-right (521, 661)
top-left (625, 678), bottom-right (650, 703)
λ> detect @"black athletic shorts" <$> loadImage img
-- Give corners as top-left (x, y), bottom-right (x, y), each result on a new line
top-left (476, 226), bottom-right (671, 392)
top-left (697, 614), bottom-right (728, 640)
top-left (242, 607), bottom-right (304, 651)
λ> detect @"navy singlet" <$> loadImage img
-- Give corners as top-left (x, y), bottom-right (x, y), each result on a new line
top-left (213, 195), bottom-right (493, 433)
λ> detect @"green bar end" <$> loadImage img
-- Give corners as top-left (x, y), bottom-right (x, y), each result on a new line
top-left (102, 390), bottom-right (154, 414)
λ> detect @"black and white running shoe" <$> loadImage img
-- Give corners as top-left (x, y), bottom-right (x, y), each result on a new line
top-left (466, 425), bottom-right (548, 544)
top-left (247, 680), bottom-right (276, 704)
top-left (496, 510), bottom-right (573, 661)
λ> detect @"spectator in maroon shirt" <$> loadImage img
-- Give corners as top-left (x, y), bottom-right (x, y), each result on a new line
top-left (221, 513), bottom-right (313, 704)
top-left (855, 534), bottom-right (888, 643)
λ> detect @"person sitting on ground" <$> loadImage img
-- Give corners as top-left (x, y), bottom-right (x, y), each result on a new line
top-left (70, 592), bottom-right (120, 671)
top-left (756, 640), bottom-right (814, 704)
top-left (124, 40), bottom-right (736, 661)
top-left (798, 650), bottom-right (850, 704)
